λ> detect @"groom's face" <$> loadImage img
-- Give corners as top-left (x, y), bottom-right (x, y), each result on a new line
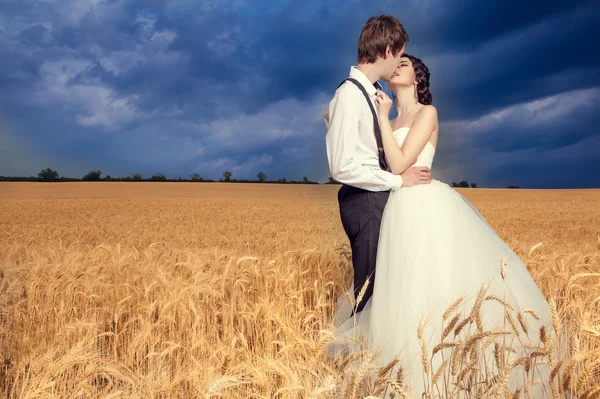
top-left (381, 44), bottom-right (405, 82)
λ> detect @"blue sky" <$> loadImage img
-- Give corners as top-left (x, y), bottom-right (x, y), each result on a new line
top-left (0, 0), bottom-right (598, 187)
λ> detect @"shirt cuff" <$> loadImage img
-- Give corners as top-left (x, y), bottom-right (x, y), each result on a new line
top-left (390, 174), bottom-right (403, 190)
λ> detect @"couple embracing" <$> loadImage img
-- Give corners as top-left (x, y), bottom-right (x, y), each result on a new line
top-left (325, 15), bottom-right (552, 397)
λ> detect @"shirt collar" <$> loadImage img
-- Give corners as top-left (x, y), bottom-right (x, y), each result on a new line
top-left (349, 66), bottom-right (382, 96)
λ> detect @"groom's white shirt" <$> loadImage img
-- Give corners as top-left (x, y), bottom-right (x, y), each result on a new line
top-left (325, 67), bottom-right (403, 191)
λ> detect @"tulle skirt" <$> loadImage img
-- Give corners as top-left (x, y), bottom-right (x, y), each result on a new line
top-left (329, 180), bottom-right (553, 397)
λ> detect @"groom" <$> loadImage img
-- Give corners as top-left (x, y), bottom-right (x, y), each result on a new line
top-left (325, 15), bottom-right (431, 315)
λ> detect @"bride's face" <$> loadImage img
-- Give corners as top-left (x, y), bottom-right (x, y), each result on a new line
top-left (388, 56), bottom-right (416, 91)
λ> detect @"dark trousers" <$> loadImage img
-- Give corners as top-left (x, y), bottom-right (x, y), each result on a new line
top-left (338, 184), bottom-right (390, 314)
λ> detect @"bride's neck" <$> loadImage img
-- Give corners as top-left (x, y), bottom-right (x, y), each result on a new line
top-left (394, 86), bottom-right (419, 114)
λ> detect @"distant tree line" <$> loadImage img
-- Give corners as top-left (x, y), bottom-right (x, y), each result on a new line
top-left (451, 181), bottom-right (478, 188)
top-left (0, 168), bottom-right (319, 184)
top-left (0, 169), bottom-right (522, 188)
top-left (219, 171), bottom-right (318, 184)
top-left (451, 181), bottom-right (519, 189)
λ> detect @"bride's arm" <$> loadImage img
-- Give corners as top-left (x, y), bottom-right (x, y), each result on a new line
top-left (377, 94), bottom-right (438, 175)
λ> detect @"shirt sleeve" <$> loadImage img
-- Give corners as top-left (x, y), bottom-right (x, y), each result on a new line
top-left (325, 85), bottom-right (403, 191)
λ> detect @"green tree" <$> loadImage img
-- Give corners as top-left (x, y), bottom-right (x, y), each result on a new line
top-left (151, 173), bottom-right (167, 181)
top-left (458, 180), bottom-right (469, 188)
top-left (451, 182), bottom-right (459, 187)
top-left (278, 177), bottom-right (287, 183)
top-left (132, 173), bottom-right (143, 181)
top-left (189, 173), bottom-right (203, 181)
top-left (38, 168), bottom-right (59, 182)
top-left (302, 176), bottom-right (309, 183)
top-left (470, 182), bottom-right (478, 188)
top-left (82, 170), bottom-right (102, 181)
top-left (223, 171), bottom-right (232, 182)
top-left (257, 172), bottom-right (267, 182)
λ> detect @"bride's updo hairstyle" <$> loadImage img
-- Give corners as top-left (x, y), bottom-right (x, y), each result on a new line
top-left (403, 54), bottom-right (432, 105)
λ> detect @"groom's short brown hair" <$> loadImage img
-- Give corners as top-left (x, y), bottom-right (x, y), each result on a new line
top-left (358, 15), bottom-right (409, 64)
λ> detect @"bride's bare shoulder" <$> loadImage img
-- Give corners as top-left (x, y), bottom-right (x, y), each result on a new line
top-left (416, 104), bottom-right (437, 118)
top-left (414, 105), bottom-right (438, 128)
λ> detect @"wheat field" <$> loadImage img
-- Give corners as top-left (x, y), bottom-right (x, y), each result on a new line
top-left (1, 182), bottom-right (599, 398)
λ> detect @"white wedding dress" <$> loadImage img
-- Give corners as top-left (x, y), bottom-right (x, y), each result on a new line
top-left (330, 127), bottom-right (553, 397)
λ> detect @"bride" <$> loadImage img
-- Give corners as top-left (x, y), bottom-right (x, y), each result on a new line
top-left (330, 54), bottom-right (554, 397)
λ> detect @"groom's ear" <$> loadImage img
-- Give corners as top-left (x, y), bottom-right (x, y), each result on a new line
top-left (384, 44), bottom-right (392, 59)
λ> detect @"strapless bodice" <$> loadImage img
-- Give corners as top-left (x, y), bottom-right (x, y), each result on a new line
top-left (392, 127), bottom-right (435, 169)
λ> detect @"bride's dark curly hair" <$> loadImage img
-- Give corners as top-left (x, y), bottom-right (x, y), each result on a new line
top-left (403, 54), bottom-right (432, 105)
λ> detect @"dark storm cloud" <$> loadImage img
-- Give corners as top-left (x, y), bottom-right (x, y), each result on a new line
top-left (0, 0), bottom-right (598, 187)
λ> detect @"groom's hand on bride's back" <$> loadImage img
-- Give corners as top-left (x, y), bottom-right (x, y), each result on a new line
top-left (400, 166), bottom-right (431, 187)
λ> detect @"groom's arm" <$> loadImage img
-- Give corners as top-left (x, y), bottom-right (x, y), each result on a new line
top-left (325, 86), bottom-right (403, 191)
